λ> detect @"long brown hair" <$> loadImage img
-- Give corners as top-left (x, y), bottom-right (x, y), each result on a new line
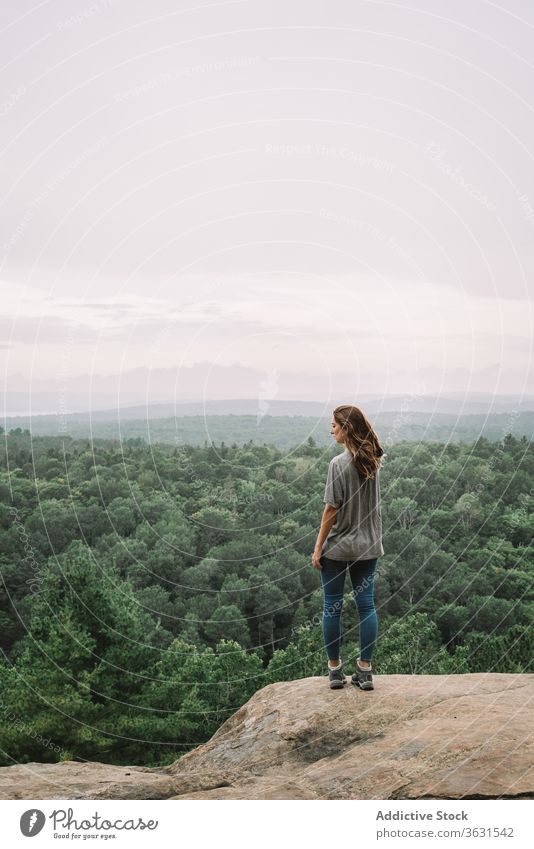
top-left (333, 404), bottom-right (384, 480)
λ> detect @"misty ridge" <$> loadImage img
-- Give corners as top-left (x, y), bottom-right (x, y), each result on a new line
top-left (3, 393), bottom-right (533, 447)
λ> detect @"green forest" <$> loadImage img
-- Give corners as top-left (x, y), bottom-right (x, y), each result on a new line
top-left (0, 429), bottom-right (533, 769)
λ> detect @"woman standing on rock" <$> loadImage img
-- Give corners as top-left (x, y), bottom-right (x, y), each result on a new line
top-left (311, 405), bottom-right (385, 690)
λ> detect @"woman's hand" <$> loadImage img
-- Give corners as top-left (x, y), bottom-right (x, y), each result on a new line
top-left (311, 548), bottom-right (323, 570)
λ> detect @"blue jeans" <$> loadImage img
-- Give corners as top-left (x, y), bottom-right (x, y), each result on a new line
top-left (320, 554), bottom-right (378, 663)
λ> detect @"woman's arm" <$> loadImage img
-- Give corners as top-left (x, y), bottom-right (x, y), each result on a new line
top-left (312, 504), bottom-right (339, 569)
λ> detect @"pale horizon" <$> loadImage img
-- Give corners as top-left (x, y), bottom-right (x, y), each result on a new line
top-left (2, 0), bottom-right (533, 400)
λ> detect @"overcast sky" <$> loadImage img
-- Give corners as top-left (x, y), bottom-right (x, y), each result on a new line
top-left (1, 0), bottom-right (533, 405)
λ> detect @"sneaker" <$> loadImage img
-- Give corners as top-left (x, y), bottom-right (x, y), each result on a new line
top-left (327, 661), bottom-right (346, 689)
top-left (351, 657), bottom-right (374, 690)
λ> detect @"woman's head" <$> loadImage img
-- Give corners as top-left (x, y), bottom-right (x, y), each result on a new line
top-left (331, 404), bottom-right (384, 480)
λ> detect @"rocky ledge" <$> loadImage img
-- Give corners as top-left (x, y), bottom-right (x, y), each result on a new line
top-left (1, 673), bottom-right (533, 800)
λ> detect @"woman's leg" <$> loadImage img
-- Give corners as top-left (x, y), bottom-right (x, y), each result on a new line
top-left (348, 558), bottom-right (378, 663)
top-left (320, 556), bottom-right (347, 663)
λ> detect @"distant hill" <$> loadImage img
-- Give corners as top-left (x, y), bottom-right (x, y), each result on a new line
top-left (2, 400), bottom-right (533, 447)
top-left (3, 393), bottom-right (534, 421)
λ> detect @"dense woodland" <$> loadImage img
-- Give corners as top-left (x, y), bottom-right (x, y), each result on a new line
top-left (0, 429), bottom-right (533, 767)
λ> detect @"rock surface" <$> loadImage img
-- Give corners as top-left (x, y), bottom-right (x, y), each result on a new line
top-left (0, 760), bottom-right (231, 801)
top-left (1, 673), bottom-right (533, 800)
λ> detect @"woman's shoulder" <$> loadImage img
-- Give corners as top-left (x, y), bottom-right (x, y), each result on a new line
top-left (335, 448), bottom-right (352, 463)
top-left (328, 451), bottom-right (352, 474)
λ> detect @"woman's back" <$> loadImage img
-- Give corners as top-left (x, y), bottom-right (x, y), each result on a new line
top-left (322, 448), bottom-right (384, 561)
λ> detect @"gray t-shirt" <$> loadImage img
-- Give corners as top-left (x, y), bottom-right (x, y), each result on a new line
top-left (322, 448), bottom-right (384, 561)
